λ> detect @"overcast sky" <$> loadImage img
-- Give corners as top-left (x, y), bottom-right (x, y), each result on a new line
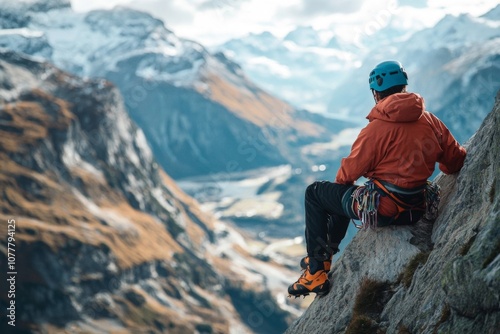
top-left (70, 0), bottom-right (499, 46)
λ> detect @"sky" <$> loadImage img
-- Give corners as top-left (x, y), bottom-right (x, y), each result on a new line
top-left (70, 0), bottom-right (500, 46)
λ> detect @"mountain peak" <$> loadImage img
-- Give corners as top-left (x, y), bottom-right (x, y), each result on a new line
top-left (284, 25), bottom-right (322, 47)
top-left (85, 6), bottom-right (166, 35)
top-left (326, 35), bottom-right (341, 49)
top-left (402, 11), bottom-right (500, 54)
top-left (481, 4), bottom-right (500, 20)
top-left (248, 30), bottom-right (279, 43)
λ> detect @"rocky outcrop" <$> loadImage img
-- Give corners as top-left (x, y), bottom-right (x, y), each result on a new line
top-left (285, 92), bottom-right (500, 333)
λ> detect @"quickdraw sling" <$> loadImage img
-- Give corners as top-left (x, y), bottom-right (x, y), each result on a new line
top-left (350, 181), bottom-right (380, 230)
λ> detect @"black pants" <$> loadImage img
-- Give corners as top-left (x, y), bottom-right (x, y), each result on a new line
top-left (305, 181), bottom-right (358, 261)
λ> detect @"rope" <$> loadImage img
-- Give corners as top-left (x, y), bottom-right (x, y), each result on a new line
top-left (424, 181), bottom-right (441, 219)
top-left (351, 181), bottom-right (380, 230)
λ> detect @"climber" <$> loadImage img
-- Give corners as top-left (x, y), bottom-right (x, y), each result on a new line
top-left (288, 60), bottom-right (467, 297)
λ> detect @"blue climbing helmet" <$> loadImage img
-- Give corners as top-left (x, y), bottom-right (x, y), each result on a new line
top-left (368, 60), bottom-right (408, 92)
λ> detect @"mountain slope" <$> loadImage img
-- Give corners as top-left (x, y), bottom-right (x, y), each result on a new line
top-left (285, 91), bottom-right (500, 333)
top-left (218, 30), bottom-right (357, 114)
top-left (0, 50), bottom-right (298, 333)
top-left (105, 44), bottom-right (329, 178)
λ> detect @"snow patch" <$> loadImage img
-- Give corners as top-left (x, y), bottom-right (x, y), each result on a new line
top-left (134, 130), bottom-right (153, 163)
top-left (62, 141), bottom-right (105, 180)
top-left (247, 57), bottom-right (292, 78)
top-left (0, 28), bottom-right (44, 38)
top-left (301, 127), bottom-right (362, 156)
top-left (151, 187), bottom-right (178, 217)
top-left (179, 165), bottom-right (292, 220)
top-left (135, 53), bottom-right (205, 87)
top-left (73, 190), bottom-right (139, 234)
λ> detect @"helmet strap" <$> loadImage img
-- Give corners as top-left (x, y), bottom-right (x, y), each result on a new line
top-left (371, 89), bottom-right (379, 104)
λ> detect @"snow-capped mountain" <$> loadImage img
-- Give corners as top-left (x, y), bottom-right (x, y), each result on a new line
top-left (284, 26), bottom-right (323, 47)
top-left (0, 0), bottom-right (349, 179)
top-left (327, 6), bottom-right (500, 143)
top-left (217, 6), bottom-right (499, 143)
top-left (399, 11), bottom-right (500, 143)
top-left (482, 3), bottom-right (500, 20)
top-left (0, 49), bottom-right (299, 333)
top-left (216, 19), bottom-right (419, 115)
top-left (0, 0), bottom-right (70, 28)
top-left (218, 30), bottom-right (359, 113)
top-left (0, 28), bottom-right (52, 59)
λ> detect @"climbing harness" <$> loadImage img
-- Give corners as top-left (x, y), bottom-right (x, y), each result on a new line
top-left (351, 179), bottom-right (441, 229)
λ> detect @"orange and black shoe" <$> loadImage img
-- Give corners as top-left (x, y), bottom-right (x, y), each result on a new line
top-left (300, 256), bottom-right (332, 272)
top-left (288, 260), bottom-right (330, 297)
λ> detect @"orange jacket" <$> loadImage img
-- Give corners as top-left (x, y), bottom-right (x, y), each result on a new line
top-left (335, 93), bottom-right (466, 189)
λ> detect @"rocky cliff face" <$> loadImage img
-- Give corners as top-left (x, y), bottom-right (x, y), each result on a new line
top-left (285, 92), bottom-right (500, 333)
top-left (0, 50), bottom-right (299, 334)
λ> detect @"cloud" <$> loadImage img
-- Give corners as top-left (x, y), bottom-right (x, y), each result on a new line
top-left (290, 0), bottom-right (366, 17)
top-left (198, 0), bottom-right (249, 11)
top-left (397, 0), bottom-right (427, 8)
top-left (69, 0), bottom-right (499, 48)
top-left (127, 0), bottom-right (195, 27)
top-left (71, 0), bottom-right (133, 12)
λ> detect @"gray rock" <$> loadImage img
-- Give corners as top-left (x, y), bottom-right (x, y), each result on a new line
top-left (286, 91), bottom-right (500, 334)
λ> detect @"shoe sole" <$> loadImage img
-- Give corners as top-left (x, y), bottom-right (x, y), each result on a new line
top-left (288, 289), bottom-right (330, 298)
top-left (288, 278), bottom-right (330, 298)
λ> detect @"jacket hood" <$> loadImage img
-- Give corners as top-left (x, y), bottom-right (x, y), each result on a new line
top-left (367, 92), bottom-right (425, 123)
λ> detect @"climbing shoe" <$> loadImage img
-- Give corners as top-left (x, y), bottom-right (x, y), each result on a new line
top-left (300, 256), bottom-right (331, 272)
top-left (288, 259), bottom-right (330, 297)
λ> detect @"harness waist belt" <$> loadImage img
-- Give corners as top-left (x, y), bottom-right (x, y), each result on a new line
top-left (378, 180), bottom-right (426, 195)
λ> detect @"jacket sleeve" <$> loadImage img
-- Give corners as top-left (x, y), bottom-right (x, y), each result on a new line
top-left (432, 115), bottom-right (467, 174)
top-left (334, 122), bottom-right (385, 184)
